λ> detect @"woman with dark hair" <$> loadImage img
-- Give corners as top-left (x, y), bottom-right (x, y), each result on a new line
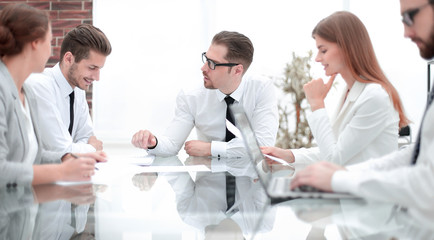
top-left (0, 3), bottom-right (106, 186)
top-left (262, 11), bottom-right (409, 167)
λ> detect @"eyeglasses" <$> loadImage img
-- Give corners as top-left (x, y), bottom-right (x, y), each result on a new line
top-left (402, 0), bottom-right (434, 26)
top-left (202, 52), bottom-right (239, 70)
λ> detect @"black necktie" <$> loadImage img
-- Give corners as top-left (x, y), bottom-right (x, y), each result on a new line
top-left (224, 96), bottom-right (235, 141)
top-left (411, 88), bottom-right (434, 164)
top-left (68, 91), bottom-right (74, 135)
top-left (224, 95), bottom-right (236, 211)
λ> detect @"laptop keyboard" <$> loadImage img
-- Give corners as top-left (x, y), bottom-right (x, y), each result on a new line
top-left (293, 185), bottom-right (324, 193)
top-left (271, 177), bottom-right (324, 193)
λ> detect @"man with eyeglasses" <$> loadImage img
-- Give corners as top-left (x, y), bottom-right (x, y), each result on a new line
top-left (290, 0), bottom-right (434, 218)
top-left (132, 31), bottom-right (278, 158)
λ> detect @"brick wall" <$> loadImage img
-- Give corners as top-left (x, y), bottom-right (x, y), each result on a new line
top-left (0, 0), bottom-right (94, 115)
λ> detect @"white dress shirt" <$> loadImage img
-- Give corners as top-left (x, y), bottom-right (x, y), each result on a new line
top-left (20, 96), bottom-right (38, 165)
top-left (26, 64), bottom-right (95, 153)
top-left (332, 100), bottom-right (434, 220)
top-left (292, 81), bottom-right (399, 167)
top-left (148, 75), bottom-right (279, 158)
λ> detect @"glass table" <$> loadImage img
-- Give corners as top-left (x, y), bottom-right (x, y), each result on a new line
top-left (1, 154), bottom-right (433, 239)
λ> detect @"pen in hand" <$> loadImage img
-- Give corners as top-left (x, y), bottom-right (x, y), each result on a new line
top-left (71, 153), bottom-right (99, 171)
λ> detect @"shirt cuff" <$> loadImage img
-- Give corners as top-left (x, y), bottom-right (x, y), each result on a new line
top-left (331, 170), bottom-right (358, 193)
top-left (307, 108), bottom-right (327, 124)
top-left (211, 141), bottom-right (226, 158)
top-left (291, 148), bottom-right (302, 161)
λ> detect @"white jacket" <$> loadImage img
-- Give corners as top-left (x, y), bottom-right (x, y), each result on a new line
top-left (292, 81), bottom-right (399, 167)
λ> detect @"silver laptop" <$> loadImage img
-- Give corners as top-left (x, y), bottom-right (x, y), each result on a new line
top-left (229, 105), bottom-right (358, 201)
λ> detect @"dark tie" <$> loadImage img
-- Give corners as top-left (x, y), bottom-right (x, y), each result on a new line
top-left (224, 96), bottom-right (235, 141)
top-left (224, 95), bottom-right (236, 211)
top-left (68, 91), bottom-right (74, 135)
top-left (411, 88), bottom-right (434, 164)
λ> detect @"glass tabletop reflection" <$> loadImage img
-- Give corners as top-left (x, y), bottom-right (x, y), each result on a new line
top-left (1, 154), bottom-right (434, 240)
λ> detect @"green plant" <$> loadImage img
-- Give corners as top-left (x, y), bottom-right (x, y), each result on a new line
top-left (275, 51), bottom-right (315, 149)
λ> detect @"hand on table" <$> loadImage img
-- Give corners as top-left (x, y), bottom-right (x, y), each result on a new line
top-left (184, 140), bottom-right (211, 157)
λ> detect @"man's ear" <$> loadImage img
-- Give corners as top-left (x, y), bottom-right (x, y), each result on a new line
top-left (233, 64), bottom-right (244, 76)
top-left (62, 52), bottom-right (75, 66)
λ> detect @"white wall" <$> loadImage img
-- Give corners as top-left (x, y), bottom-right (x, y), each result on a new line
top-left (93, 0), bottom-right (427, 144)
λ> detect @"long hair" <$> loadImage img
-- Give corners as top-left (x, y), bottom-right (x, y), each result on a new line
top-left (0, 3), bottom-right (49, 57)
top-left (313, 11), bottom-right (409, 128)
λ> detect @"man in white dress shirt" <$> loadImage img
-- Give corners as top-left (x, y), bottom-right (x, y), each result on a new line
top-left (131, 31), bottom-right (278, 158)
top-left (290, 0), bottom-right (434, 219)
top-left (26, 24), bottom-right (112, 153)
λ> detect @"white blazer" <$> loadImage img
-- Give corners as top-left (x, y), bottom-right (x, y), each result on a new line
top-left (292, 81), bottom-right (399, 167)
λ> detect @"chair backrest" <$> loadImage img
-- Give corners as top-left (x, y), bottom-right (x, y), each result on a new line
top-left (398, 125), bottom-right (411, 149)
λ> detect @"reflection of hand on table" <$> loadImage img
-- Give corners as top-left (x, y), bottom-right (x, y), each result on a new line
top-left (184, 156), bottom-right (212, 168)
top-left (132, 172), bottom-right (158, 191)
top-left (33, 183), bottom-right (98, 205)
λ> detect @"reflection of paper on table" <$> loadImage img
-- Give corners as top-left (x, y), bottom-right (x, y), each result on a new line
top-left (56, 162), bottom-right (210, 186)
top-left (108, 154), bottom-right (155, 166)
top-left (263, 154), bottom-right (294, 168)
top-left (128, 165), bottom-right (210, 173)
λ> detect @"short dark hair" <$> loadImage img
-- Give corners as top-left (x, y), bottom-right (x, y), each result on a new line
top-left (60, 23), bottom-right (111, 63)
top-left (212, 31), bottom-right (254, 74)
top-left (0, 3), bottom-right (49, 57)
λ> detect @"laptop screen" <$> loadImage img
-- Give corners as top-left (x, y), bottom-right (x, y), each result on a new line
top-left (229, 105), bottom-right (276, 188)
top-left (230, 105), bottom-right (358, 200)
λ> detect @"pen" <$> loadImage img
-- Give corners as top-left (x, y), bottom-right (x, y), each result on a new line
top-left (70, 153), bottom-right (99, 170)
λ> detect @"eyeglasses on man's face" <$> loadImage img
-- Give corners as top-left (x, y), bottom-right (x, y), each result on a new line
top-left (402, 0), bottom-right (434, 26)
top-left (202, 52), bottom-right (239, 70)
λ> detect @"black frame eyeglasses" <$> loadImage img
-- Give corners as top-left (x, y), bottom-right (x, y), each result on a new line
top-left (202, 52), bottom-right (239, 70)
top-left (402, 0), bottom-right (434, 26)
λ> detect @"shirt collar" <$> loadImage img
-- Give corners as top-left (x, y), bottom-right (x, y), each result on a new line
top-left (53, 63), bottom-right (74, 98)
top-left (346, 80), bottom-right (365, 102)
top-left (216, 78), bottom-right (246, 103)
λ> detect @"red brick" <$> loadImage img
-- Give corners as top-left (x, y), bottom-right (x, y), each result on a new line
top-left (47, 55), bottom-right (58, 62)
top-left (51, 46), bottom-right (61, 58)
top-left (84, 2), bottom-right (92, 10)
top-left (48, 11), bottom-right (59, 20)
top-left (59, 10), bottom-right (91, 19)
top-left (26, 2), bottom-right (50, 10)
top-left (52, 28), bottom-right (64, 37)
top-left (62, 28), bottom-right (74, 35)
top-left (52, 2), bottom-right (82, 10)
top-left (57, 37), bottom-right (64, 46)
top-left (82, 19), bottom-right (92, 24)
top-left (51, 19), bottom-right (82, 28)
top-left (0, 3), bottom-right (20, 10)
